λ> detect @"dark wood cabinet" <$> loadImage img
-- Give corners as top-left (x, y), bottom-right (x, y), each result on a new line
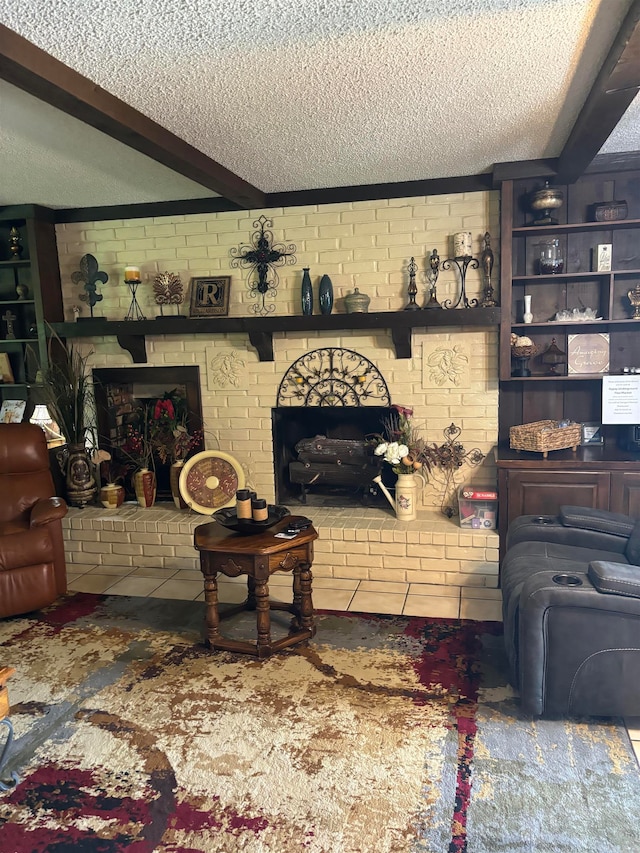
top-left (496, 168), bottom-right (640, 557)
top-left (496, 447), bottom-right (640, 558)
top-left (0, 205), bottom-right (64, 407)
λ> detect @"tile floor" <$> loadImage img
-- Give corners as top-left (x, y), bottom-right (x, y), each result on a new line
top-left (66, 561), bottom-right (640, 767)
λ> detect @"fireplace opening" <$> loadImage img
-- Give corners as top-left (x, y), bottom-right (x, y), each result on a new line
top-left (93, 367), bottom-right (204, 502)
top-left (272, 407), bottom-right (394, 507)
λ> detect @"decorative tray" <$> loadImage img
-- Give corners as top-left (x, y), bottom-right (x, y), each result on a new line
top-left (213, 505), bottom-right (289, 535)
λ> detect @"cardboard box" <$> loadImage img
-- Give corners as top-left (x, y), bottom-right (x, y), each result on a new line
top-left (458, 486), bottom-right (498, 530)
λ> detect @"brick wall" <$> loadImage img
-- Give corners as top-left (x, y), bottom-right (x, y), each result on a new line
top-left (56, 191), bottom-right (501, 590)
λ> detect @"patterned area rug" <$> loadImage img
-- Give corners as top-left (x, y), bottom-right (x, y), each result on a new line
top-left (0, 594), bottom-right (638, 853)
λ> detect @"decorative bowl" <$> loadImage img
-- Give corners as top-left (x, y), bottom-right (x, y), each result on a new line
top-left (213, 504), bottom-right (289, 535)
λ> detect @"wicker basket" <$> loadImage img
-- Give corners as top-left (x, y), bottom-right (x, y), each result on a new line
top-left (509, 420), bottom-right (582, 458)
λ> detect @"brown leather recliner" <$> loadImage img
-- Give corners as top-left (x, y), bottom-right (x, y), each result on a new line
top-left (0, 423), bottom-right (68, 618)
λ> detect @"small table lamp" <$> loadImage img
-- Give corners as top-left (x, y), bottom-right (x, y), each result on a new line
top-left (542, 338), bottom-right (566, 376)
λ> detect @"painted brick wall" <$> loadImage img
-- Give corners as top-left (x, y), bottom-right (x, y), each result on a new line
top-left (55, 191), bottom-right (500, 588)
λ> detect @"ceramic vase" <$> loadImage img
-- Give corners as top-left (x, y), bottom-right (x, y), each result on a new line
top-left (133, 468), bottom-right (157, 508)
top-left (319, 274), bottom-right (334, 315)
top-left (170, 460), bottom-right (188, 509)
top-left (301, 268), bottom-right (313, 316)
top-left (99, 483), bottom-right (125, 509)
top-left (395, 473), bottom-right (419, 521)
top-left (523, 294), bottom-right (533, 324)
top-left (58, 442), bottom-right (96, 508)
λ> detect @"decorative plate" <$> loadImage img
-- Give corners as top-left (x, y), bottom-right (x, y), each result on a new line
top-left (213, 505), bottom-right (289, 535)
top-left (178, 451), bottom-right (245, 515)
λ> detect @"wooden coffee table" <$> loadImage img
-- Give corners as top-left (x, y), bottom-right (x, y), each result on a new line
top-left (194, 516), bottom-right (318, 658)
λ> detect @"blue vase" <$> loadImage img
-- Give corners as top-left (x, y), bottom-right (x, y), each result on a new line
top-left (319, 274), bottom-right (334, 315)
top-left (301, 268), bottom-right (313, 316)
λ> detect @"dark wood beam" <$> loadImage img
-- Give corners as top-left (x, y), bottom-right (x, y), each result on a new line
top-left (492, 159), bottom-right (559, 187)
top-left (556, 0), bottom-right (640, 184)
top-left (0, 24), bottom-right (266, 209)
top-left (268, 173), bottom-right (493, 208)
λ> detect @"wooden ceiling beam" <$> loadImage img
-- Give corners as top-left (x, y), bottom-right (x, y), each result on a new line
top-left (0, 24), bottom-right (265, 209)
top-left (556, 0), bottom-right (640, 184)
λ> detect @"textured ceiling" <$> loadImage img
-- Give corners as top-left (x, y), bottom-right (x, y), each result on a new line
top-left (1, 0), bottom-right (639, 209)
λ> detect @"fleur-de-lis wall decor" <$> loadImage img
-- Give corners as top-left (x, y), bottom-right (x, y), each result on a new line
top-left (230, 216), bottom-right (296, 316)
top-left (72, 254), bottom-right (109, 319)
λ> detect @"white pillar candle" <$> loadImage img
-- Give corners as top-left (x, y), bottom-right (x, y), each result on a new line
top-left (124, 265), bottom-right (141, 281)
top-left (453, 232), bottom-right (472, 257)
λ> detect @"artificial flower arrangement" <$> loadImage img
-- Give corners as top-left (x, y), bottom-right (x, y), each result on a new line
top-left (91, 448), bottom-right (128, 486)
top-left (147, 393), bottom-right (203, 465)
top-left (372, 405), bottom-right (439, 476)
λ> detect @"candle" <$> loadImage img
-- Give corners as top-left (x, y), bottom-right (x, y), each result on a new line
top-left (453, 232), bottom-right (472, 258)
top-left (124, 265), bottom-right (141, 281)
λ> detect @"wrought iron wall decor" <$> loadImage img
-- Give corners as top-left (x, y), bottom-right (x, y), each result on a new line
top-left (480, 232), bottom-right (498, 307)
top-left (428, 422), bottom-right (485, 516)
top-left (276, 348), bottom-right (391, 407)
top-left (72, 254), bottom-right (108, 320)
top-left (230, 216), bottom-right (296, 316)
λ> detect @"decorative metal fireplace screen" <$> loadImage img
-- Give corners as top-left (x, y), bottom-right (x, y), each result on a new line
top-left (273, 348), bottom-right (392, 505)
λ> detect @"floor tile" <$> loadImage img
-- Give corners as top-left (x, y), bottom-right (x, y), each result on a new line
top-left (624, 717), bottom-right (640, 740)
top-left (460, 587), bottom-right (502, 601)
top-left (104, 576), bottom-right (165, 597)
top-left (459, 598), bottom-right (502, 622)
top-left (65, 563), bottom-right (98, 575)
top-left (312, 577), bottom-right (360, 590)
top-left (86, 564), bottom-right (135, 577)
top-left (216, 582), bottom-right (250, 604)
top-left (349, 590), bottom-right (406, 616)
top-left (313, 588), bottom-right (356, 612)
top-left (358, 580), bottom-right (408, 595)
top-left (129, 566), bottom-right (178, 579)
top-left (408, 583), bottom-right (459, 598)
top-left (171, 569), bottom-right (202, 583)
top-left (148, 579), bottom-right (203, 601)
top-left (69, 574), bottom-right (121, 594)
top-left (403, 594), bottom-right (460, 619)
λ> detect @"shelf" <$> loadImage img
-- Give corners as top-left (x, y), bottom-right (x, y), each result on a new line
top-left (510, 319), bottom-right (638, 329)
top-left (501, 373), bottom-right (614, 382)
top-left (0, 259), bottom-right (30, 268)
top-left (50, 307), bottom-right (501, 363)
top-left (0, 299), bottom-right (35, 306)
top-left (512, 219), bottom-right (640, 235)
top-left (0, 338), bottom-right (38, 344)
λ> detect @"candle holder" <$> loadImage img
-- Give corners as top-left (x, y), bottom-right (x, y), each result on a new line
top-left (404, 257), bottom-right (420, 311)
top-left (424, 249), bottom-right (442, 309)
top-left (480, 232), bottom-right (498, 307)
top-left (124, 277), bottom-right (146, 321)
top-left (441, 254), bottom-right (479, 309)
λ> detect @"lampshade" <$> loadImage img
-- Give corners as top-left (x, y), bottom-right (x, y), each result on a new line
top-left (30, 404), bottom-right (65, 448)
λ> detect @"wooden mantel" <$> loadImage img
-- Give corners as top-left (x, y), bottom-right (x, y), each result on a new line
top-left (50, 307), bottom-right (501, 363)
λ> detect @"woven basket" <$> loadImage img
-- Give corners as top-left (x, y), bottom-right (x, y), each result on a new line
top-left (509, 420), bottom-right (582, 458)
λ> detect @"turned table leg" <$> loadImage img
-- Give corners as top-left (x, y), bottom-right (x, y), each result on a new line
top-left (299, 563), bottom-right (314, 631)
top-left (203, 572), bottom-right (222, 646)
top-left (255, 579), bottom-right (272, 655)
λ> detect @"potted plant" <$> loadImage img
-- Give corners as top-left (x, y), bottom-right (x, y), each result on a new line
top-left (120, 415), bottom-right (156, 508)
top-left (91, 449), bottom-right (125, 509)
top-left (148, 393), bottom-right (203, 508)
top-left (38, 337), bottom-right (97, 507)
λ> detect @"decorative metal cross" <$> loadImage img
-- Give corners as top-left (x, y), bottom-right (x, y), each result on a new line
top-left (230, 216), bottom-right (296, 316)
top-left (1, 310), bottom-right (16, 340)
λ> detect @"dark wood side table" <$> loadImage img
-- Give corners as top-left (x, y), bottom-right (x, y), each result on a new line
top-left (194, 516), bottom-right (318, 658)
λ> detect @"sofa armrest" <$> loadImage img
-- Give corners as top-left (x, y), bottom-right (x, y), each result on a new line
top-left (559, 506), bottom-right (636, 538)
top-left (30, 497), bottom-right (68, 527)
top-left (588, 561), bottom-right (640, 600)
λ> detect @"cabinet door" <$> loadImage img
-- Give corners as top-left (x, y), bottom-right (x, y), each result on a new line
top-left (610, 472), bottom-right (640, 517)
top-left (506, 470), bottom-right (610, 528)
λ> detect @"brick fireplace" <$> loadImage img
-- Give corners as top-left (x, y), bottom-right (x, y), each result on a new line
top-left (55, 191), bottom-right (501, 599)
